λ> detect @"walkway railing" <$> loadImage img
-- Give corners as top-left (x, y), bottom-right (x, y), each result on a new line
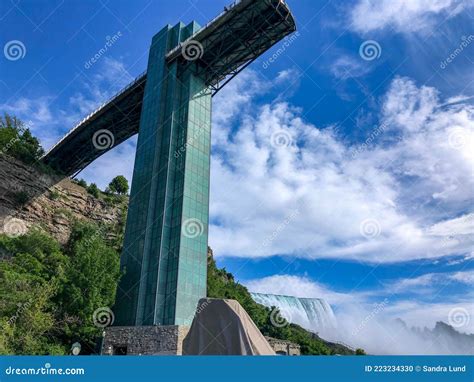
top-left (43, 70), bottom-right (146, 157)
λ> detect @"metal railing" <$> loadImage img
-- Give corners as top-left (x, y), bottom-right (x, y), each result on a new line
top-left (43, 71), bottom-right (147, 157)
top-left (166, 0), bottom-right (244, 59)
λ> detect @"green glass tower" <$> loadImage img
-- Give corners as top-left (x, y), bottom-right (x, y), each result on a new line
top-left (40, 1), bottom-right (295, 347)
top-left (114, 22), bottom-right (211, 326)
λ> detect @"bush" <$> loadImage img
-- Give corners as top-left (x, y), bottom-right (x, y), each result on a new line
top-left (76, 179), bottom-right (87, 188)
top-left (87, 183), bottom-right (100, 198)
top-left (49, 190), bottom-right (61, 200)
top-left (12, 190), bottom-right (29, 206)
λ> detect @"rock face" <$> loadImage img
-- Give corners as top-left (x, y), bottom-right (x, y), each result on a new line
top-left (0, 155), bottom-right (126, 244)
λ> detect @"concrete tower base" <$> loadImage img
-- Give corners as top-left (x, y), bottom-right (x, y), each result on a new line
top-left (102, 326), bottom-right (190, 355)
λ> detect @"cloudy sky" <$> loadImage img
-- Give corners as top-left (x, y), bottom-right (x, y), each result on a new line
top-left (1, 0), bottom-right (473, 342)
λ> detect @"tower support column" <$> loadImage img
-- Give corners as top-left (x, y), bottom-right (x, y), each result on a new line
top-left (114, 21), bottom-right (211, 327)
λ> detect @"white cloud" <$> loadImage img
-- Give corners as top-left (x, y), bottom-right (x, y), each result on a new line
top-left (385, 270), bottom-right (474, 294)
top-left (378, 77), bottom-right (474, 209)
top-left (209, 74), bottom-right (474, 263)
top-left (244, 273), bottom-right (474, 353)
top-left (428, 213), bottom-right (474, 236)
top-left (350, 0), bottom-right (468, 34)
top-left (450, 270), bottom-right (474, 284)
top-left (329, 55), bottom-right (373, 79)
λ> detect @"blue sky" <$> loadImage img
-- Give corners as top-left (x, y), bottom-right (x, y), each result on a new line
top-left (1, 0), bottom-right (473, 344)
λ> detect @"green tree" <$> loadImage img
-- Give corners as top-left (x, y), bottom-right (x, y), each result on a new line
top-left (60, 222), bottom-right (121, 351)
top-left (108, 175), bottom-right (129, 195)
top-left (76, 179), bottom-right (87, 188)
top-left (0, 229), bottom-right (69, 354)
top-left (0, 223), bottom-right (121, 355)
top-left (0, 114), bottom-right (44, 164)
top-left (87, 183), bottom-right (100, 198)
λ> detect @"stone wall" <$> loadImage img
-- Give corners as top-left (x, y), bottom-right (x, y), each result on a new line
top-left (102, 326), bottom-right (190, 355)
top-left (265, 337), bottom-right (301, 356)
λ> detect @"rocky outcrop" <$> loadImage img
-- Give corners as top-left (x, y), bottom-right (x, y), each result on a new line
top-left (0, 155), bottom-right (126, 244)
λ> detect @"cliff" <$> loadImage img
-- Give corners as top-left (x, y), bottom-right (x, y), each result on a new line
top-left (0, 155), bottom-right (126, 244)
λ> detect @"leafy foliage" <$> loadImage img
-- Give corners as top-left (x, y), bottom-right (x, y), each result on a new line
top-left (0, 113), bottom-right (44, 165)
top-left (108, 175), bottom-right (129, 195)
top-left (87, 183), bottom-right (100, 198)
top-left (0, 223), bottom-right (121, 355)
top-left (76, 179), bottom-right (88, 188)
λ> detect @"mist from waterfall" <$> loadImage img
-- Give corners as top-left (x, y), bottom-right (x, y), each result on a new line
top-left (250, 292), bottom-right (337, 336)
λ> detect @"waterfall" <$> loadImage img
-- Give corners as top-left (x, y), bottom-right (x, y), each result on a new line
top-left (250, 292), bottom-right (337, 334)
